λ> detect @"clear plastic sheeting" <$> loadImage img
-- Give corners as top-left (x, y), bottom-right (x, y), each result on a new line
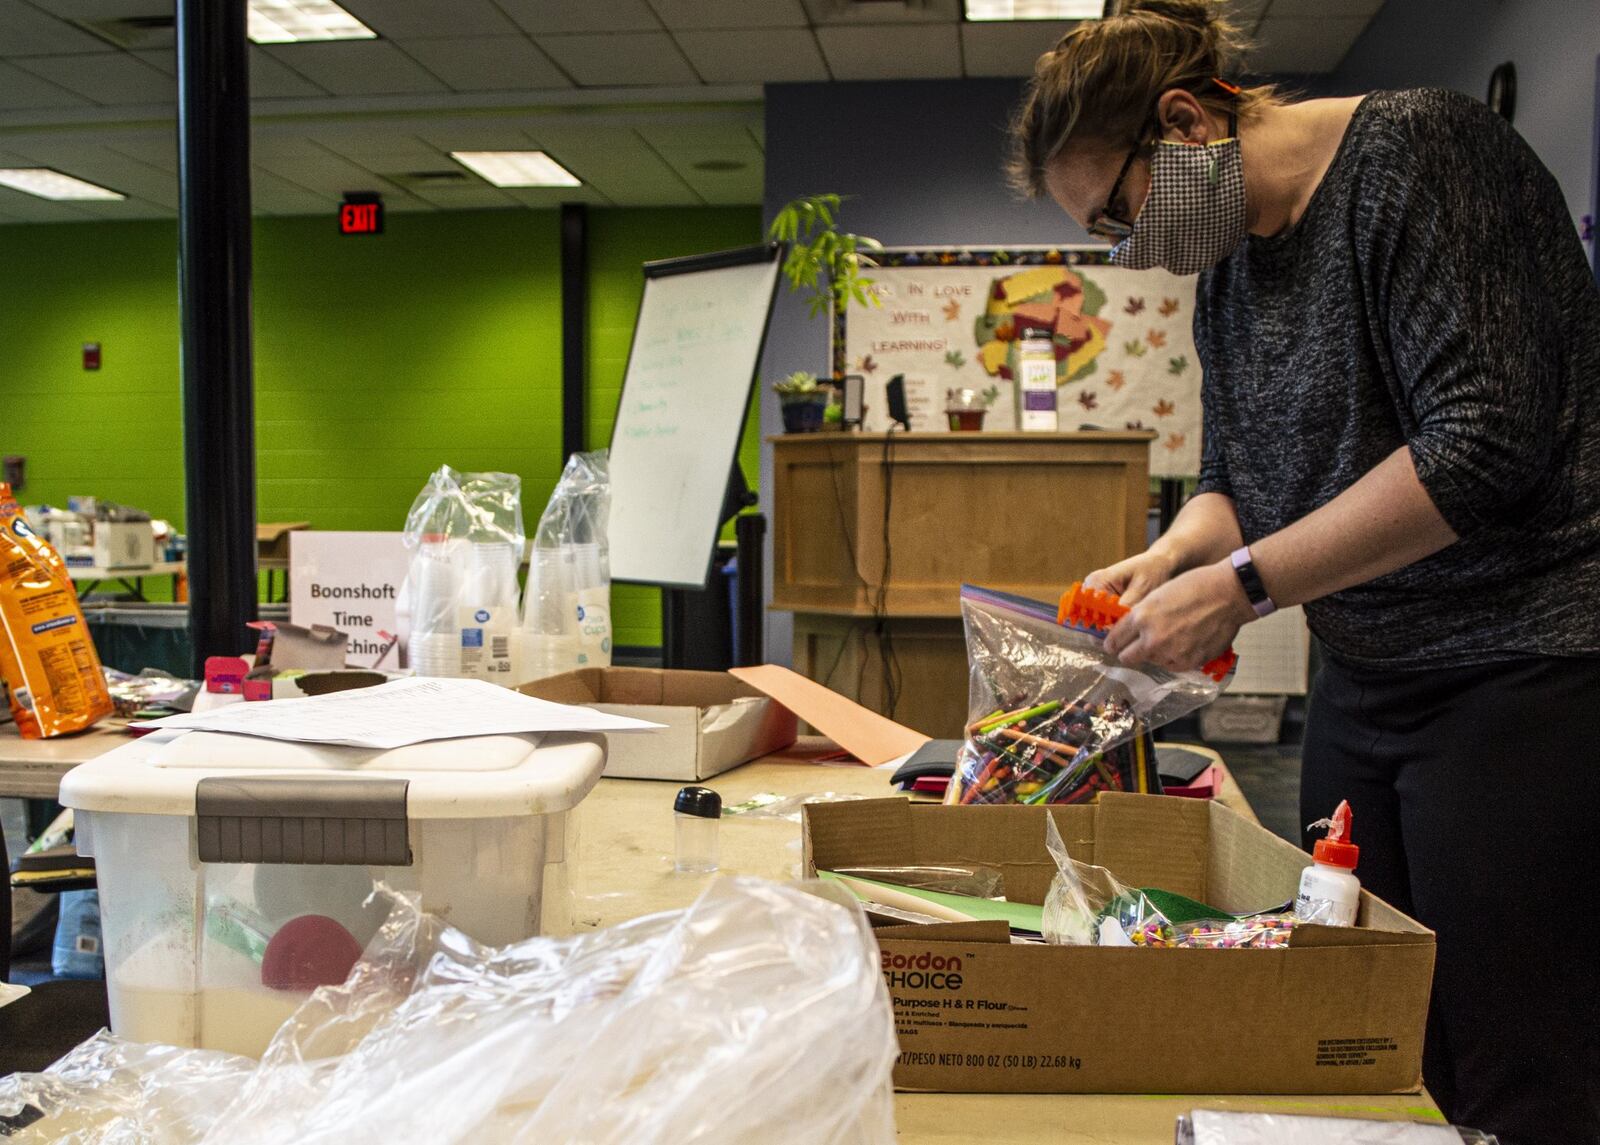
top-left (0, 878), bottom-right (897, 1145)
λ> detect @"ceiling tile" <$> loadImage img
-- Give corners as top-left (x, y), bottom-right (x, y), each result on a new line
top-left (500, 184), bottom-right (611, 208)
top-left (249, 166), bottom-right (335, 214)
top-left (105, 135), bottom-right (177, 172)
top-left (70, 197), bottom-right (172, 219)
top-left (681, 165), bottom-right (761, 205)
top-left (398, 35), bottom-right (572, 92)
top-left (815, 23), bottom-right (960, 81)
top-left (418, 123), bottom-right (534, 152)
top-left (673, 28), bottom-right (828, 83)
top-left (24, 0), bottom-right (170, 18)
top-left (497, 0), bottom-right (661, 35)
top-left (536, 31), bottom-right (698, 86)
top-left (402, 182), bottom-right (519, 209)
top-left (260, 40), bottom-right (447, 96)
top-left (647, 0), bottom-right (807, 29)
top-left (0, 58), bottom-right (86, 107)
top-left (3, 141), bottom-right (177, 204)
top-left (960, 20), bottom-right (1074, 77)
top-left (0, 189), bottom-right (93, 220)
top-left (1264, 0), bottom-right (1384, 16)
top-left (251, 134), bottom-right (401, 195)
top-left (306, 127), bottom-right (444, 173)
top-left (522, 124), bottom-right (696, 205)
top-left (636, 122), bottom-right (765, 150)
top-left (801, 0), bottom-right (960, 23)
top-left (12, 52), bottom-right (172, 103)
top-left (0, 0), bottom-right (117, 55)
top-left (248, 47), bottom-right (329, 97)
top-left (1251, 15), bottom-right (1373, 72)
top-left (337, 0), bottom-right (518, 39)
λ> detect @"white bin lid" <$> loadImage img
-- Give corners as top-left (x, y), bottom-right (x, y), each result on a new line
top-left (60, 729), bottom-right (606, 820)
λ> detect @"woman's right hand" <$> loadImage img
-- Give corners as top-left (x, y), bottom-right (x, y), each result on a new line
top-left (1083, 548), bottom-right (1180, 606)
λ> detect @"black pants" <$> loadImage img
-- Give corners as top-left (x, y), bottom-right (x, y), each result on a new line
top-left (1303, 653), bottom-right (1600, 1145)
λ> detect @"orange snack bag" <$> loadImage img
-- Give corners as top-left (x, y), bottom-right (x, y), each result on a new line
top-left (0, 483), bottom-right (114, 737)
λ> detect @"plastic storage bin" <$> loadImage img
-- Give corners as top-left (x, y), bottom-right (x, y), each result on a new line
top-left (59, 728), bottom-right (605, 1058)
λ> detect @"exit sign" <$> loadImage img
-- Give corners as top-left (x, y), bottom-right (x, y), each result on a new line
top-left (338, 193), bottom-right (383, 236)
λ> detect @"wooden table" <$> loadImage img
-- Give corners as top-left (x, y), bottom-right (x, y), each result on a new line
top-left (2, 733), bottom-right (1441, 1139)
top-left (0, 723), bottom-right (132, 800)
top-left (66, 561), bottom-right (186, 602)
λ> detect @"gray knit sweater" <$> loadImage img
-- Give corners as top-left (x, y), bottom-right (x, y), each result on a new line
top-left (1194, 88), bottom-right (1600, 669)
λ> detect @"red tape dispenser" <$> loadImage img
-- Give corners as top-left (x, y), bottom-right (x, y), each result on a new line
top-left (1057, 581), bottom-right (1239, 684)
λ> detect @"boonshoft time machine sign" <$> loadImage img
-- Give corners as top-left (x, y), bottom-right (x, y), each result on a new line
top-left (289, 531), bottom-right (410, 670)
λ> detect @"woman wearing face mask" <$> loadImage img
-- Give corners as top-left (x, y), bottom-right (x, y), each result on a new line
top-left (1008, 3), bottom-right (1600, 1143)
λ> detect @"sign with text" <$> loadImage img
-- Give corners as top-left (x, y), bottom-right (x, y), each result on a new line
top-left (338, 193), bottom-right (383, 235)
top-left (289, 531), bottom-right (409, 669)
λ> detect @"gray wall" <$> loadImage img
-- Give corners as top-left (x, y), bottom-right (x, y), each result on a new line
top-left (759, 78), bottom-right (1092, 664)
top-left (1328, 0), bottom-right (1598, 227)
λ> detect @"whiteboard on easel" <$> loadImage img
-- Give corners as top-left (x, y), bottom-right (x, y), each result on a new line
top-left (608, 243), bottom-right (782, 589)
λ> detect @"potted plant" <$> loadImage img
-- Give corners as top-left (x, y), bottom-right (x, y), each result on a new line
top-left (945, 386), bottom-right (999, 432)
top-left (768, 194), bottom-right (883, 413)
top-left (773, 370), bottom-right (829, 433)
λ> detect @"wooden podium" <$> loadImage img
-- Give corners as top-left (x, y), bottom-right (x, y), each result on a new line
top-left (771, 431), bottom-right (1155, 737)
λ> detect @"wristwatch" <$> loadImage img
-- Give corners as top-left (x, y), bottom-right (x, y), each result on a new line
top-left (1230, 546), bottom-right (1277, 619)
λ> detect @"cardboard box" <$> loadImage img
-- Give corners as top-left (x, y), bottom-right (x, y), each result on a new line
top-left (92, 521), bottom-right (155, 569)
top-left (803, 794), bottom-right (1434, 1095)
top-left (519, 667), bottom-right (797, 781)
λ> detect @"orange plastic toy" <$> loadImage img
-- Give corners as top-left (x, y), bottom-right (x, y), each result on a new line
top-left (1056, 581), bottom-right (1238, 684)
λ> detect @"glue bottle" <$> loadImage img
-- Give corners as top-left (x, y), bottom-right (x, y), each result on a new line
top-left (1295, 800), bottom-right (1360, 927)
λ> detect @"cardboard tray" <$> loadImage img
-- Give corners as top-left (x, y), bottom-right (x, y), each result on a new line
top-left (804, 793), bottom-right (1435, 1096)
top-left (519, 667), bottom-right (796, 781)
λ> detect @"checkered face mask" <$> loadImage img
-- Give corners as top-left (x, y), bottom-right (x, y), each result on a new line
top-left (1109, 136), bottom-right (1246, 276)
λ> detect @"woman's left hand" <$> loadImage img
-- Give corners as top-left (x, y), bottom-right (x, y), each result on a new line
top-left (1103, 560), bottom-right (1256, 673)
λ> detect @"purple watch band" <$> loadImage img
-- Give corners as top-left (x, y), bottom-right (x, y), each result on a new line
top-left (1230, 546), bottom-right (1277, 619)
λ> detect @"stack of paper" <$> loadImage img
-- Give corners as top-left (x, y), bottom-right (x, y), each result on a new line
top-left (132, 676), bottom-right (662, 749)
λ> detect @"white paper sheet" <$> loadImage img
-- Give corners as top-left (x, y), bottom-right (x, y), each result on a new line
top-left (132, 677), bottom-right (663, 749)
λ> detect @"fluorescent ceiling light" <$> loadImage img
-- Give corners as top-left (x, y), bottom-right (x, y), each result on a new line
top-left (450, 151), bottom-right (582, 188)
top-left (0, 168), bottom-right (124, 201)
top-left (248, 0), bottom-right (375, 44)
top-left (964, 0), bottom-right (1103, 19)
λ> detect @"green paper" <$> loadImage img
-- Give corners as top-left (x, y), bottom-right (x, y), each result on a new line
top-left (819, 871), bottom-right (1045, 933)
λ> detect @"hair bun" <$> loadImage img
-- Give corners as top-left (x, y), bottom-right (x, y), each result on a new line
top-left (1114, 0), bottom-right (1215, 27)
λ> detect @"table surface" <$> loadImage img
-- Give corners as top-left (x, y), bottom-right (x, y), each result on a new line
top-left (63, 561), bottom-right (185, 579)
top-left (1, 731), bottom-right (1441, 1140)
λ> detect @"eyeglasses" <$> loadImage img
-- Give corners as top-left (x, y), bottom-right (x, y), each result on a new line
top-left (1085, 138), bottom-right (1143, 242)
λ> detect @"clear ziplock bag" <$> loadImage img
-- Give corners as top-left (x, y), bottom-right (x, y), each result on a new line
top-left (520, 450), bottom-right (612, 682)
top-left (948, 585), bottom-right (1227, 806)
top-left (398, 466), bottom-right (525, 683)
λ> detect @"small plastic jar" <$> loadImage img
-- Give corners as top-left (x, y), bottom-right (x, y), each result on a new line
top-left (674, 786), bottom-right (722, 873)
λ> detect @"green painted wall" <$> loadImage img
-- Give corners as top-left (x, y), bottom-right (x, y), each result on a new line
top-left (0, 204), bottom-right (760, 645)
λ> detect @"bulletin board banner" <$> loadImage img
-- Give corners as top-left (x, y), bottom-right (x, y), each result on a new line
top-left (837, 248), bottom-right (1201, 478)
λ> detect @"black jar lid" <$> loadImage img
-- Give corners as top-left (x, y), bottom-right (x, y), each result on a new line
top-left (674, 785), bottom-right (722, 819)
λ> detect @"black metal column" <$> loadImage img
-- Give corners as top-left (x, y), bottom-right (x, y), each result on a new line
top-left (177, 0), bottom-right (256, 674)
top-left (560, 202), bottom-right (588, 462)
